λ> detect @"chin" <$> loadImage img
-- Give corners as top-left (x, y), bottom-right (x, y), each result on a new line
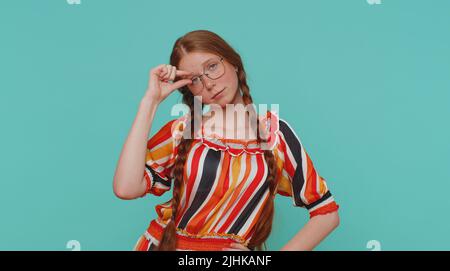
top-left (215, 96), bottom-right (234, 108)
top-left (207, 101), bottom-right (226, 109)
top-left (206, 86), bottom-right (238, 107)
top-left (205, 96), bottom-right (226, 108)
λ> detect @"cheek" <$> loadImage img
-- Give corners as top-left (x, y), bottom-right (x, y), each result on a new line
top-left (220, 73), bottom-right (238, 91)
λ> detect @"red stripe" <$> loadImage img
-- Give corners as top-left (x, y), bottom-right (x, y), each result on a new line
top-left (188, 153), bottom-right (231, 233)
top-left (218, 154), bottom-right (265, 232)
top-left (147, 219), bottom-right (246, 250)
top-left (175, 142), bottom-right (205, 226)
top-left (279, 135), bottom-right (295, 177)
top-left (309, 201), bottom-right (339, 218)
top-left (147, 119), bottom-right (177, 149)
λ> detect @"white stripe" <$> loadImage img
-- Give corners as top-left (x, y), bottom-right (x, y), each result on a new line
top-left (152, 181), bottom-right (170, 190)
top-left (144, 231), bottom-right (160, 246)
top-left (150, 154), bottom-right (171, 166)
top-left (308, 196), bottom-right (335, 213)
top-left (213, 154), bottom-right (259, 231)
top-left (275, 145), bottom-right (285, 161)
top-left (209, 153), bottom-right (248, 231)
top-left (279, 131), bottom-right (306, 204)
top-left (150, 136), bottom-right (172, 152)
top-left (178, 141), bottom-right (203, 219)
top-left (146, 239), bottom-right (152, 251)
top-left (280, 118), bottom-right (315, 206)
top-left (316, 172), bottom-right (324, 197)
top-left (177, 144), bottom-right (209, 223)
top-left (182, 151), bottom-right (224, 226)
top-left (205, 153), bottom-right (247, 232)
top-left (146, 160), bottom-right (170, 180)
top-left (144, 166), bottom-right (169, 189)
top-left (202, 151), bottom-right (229, 223)
top-left (237, 189), bottom-right (270, 237)
top-left (224, 154), bottom-right (268, 233)
top-left (280, 132), bottom-right (298, 170)
top-left (144, 167), bottom-right (154, 188)
top-left (186, 141), bottom-right (202, 181)
top-left (299, 146), bottom-right (308, 204)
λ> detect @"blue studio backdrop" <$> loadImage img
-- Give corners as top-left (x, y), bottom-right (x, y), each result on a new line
top-left (1, 0), bottom-right (449, 250)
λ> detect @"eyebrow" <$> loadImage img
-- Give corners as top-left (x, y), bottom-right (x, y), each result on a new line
top-left (201, 57), bottom-right (215, 65)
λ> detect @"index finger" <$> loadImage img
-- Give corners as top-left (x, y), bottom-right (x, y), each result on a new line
top-left (175, 69), bottom-right (194, 79)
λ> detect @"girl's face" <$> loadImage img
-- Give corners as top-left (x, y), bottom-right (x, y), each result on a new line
top-left (178, 52), bottom-right (241, 108)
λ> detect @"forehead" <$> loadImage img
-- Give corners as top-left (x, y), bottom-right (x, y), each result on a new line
top-left (178, 52), bottom-right (220, 73)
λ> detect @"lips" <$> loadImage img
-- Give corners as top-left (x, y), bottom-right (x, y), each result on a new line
top-left (212, 87), bottom-right (225, 99)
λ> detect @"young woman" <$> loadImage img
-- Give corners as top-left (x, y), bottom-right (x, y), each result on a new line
top-left (113, 30), bottom-right (340, 251)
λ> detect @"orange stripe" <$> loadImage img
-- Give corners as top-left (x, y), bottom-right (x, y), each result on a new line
top-left (319, 176), bottom-right (327, 195)
top-left (147, 119), bottom-right (176, 149)
top-left (197, 153), bottom-right (235, 234)
top-left (147, 141), bottom-right (173, 163)
top-left (187, 153), bottom-right (230, 232)
top-left (134, 235), bottom-right (150, 251)
top-left (273, 147), bottom-right (289, 196)
top-left (205, 154), bottom-right (243, 231)
top-left (175, 143), bottom-right (205, 226)
top-left (242, 192), bottom-right (270, 238)
top-left (210, 154), bottom-right (252, 230)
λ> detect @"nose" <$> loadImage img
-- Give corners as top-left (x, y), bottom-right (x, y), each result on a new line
top-left (203, 76), bottom-right (216, 90)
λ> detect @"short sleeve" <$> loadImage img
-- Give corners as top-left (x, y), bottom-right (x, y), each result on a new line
top-left (274, 118), bottom-right (340, 218)
top-left (141, 117), bottom-right (185, 197)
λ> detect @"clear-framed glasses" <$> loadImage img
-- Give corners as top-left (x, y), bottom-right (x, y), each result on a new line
top-left (189, 57), bottom-right (225, 94)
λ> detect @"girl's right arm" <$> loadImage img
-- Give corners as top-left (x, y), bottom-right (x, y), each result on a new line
top-left (112, 64), bottom-right (193, 200)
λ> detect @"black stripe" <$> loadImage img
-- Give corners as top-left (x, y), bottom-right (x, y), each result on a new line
top-left (148, 242), bottom-right (156, 251)
top-left (177, 149), bottom-right (222, 229)
top-left (278, 119), bottom-right (305, 207)
top-left (146, 164), bottom-right (171, 187)
top-left (228, 179), bottom-right (270, 235)
top-left (304, 190), bottom-right (332, 210)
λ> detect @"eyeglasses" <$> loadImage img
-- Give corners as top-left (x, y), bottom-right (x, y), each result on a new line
top-left (188, 57), bottom-right (225, 94)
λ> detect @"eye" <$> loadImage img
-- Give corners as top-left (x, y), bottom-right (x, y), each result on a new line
top-left (208, 63), bottom-right (218, 71)
top-left (191, 77), bottom-right (201, 84)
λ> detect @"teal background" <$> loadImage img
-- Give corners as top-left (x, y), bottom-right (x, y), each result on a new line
top-left (1, 0), bottom-right (449, 251)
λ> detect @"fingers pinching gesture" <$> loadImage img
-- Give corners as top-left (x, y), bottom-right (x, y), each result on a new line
top-left (144, 64), bottom-right (193, 104)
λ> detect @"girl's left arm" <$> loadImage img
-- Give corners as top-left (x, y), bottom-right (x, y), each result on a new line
top-left (280, 211), bottom-right (340, 251)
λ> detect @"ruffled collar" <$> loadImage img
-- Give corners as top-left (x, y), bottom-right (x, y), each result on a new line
top-left (175, 110), bottom-right (280, 156)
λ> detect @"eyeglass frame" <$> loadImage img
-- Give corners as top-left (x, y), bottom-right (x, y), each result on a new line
top-left (188, 56), bottom-right (226, 93)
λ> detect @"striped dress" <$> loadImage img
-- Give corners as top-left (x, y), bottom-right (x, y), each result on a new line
top-left (133, 110), bottom-right (340, 251)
